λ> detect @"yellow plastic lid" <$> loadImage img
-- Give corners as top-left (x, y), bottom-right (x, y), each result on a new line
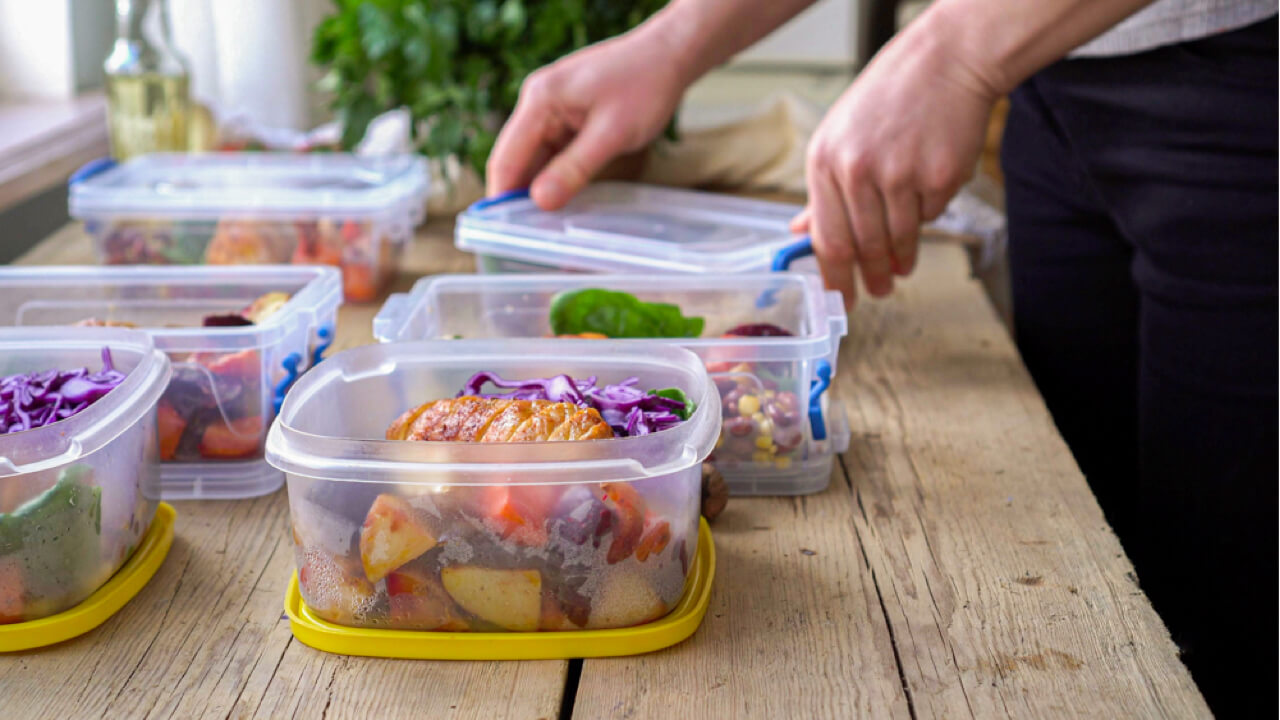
top-left (285, 517), bottom-right (715, 660)
top-left (0, 501), bottom-right (176, 652)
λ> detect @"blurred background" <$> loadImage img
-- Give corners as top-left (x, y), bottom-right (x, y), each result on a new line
top-left (0, 0), bottom-right (1005, 318)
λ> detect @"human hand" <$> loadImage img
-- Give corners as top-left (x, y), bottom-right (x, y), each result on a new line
top-left (486, 26), bottom-right (691, 210)
top-left (792, 21), bottom-right (998, 308)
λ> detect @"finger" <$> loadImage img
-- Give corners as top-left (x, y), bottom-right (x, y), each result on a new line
top-left (486, 98), bottom-right (556, 196)
top-left (789, 206), bottom-right (811, 235)
top-left (808, 168), bottom-right (858, 309)
top-left (843, 182), bottom-right (894, 297)
top-left (530, 114), bottom-right (626, 210)
top-left (883, 188), bottom-right (921, 276)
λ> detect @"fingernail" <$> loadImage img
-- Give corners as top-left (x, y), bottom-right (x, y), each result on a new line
top-left (532, 177), bottom-right (566, 209)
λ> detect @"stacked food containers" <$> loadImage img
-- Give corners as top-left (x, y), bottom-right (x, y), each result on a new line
top-left (68, 153), bottom-right (429, 302)
top-left (1, 327), bottom-right (170, 639)
top-left (267, 341), bottom-right (719, 657)
top-left (375, 273), bottom-right (849, 495)
top-left (0, 266), bottom-right (343, 499)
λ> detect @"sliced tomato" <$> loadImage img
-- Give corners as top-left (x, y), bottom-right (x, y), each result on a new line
top-left (200, 349), bottom-right (261, 381)
top-left (472, 486), bottom-right (558, 547)
top-left (156, 402), bottom-right (187, 461)
top-left (199, 416), bottom-right (263, 459)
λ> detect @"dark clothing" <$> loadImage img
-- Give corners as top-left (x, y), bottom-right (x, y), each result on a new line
top-left (1002, 17), bottom-right (1278, 718)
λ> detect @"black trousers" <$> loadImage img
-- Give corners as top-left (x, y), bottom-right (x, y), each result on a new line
top-left (1002, 17), bottom-right (1277, 718)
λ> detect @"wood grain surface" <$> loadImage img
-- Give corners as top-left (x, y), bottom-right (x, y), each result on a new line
top-left (2, 214), bottom-right (1208, 719)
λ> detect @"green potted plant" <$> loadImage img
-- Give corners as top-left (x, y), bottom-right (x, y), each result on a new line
top-left (311, 0), bottom-right (670, 180)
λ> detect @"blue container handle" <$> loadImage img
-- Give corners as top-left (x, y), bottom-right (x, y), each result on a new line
top-left (272, 353), bottom-right (302, 415)
top-left (469, 187), bottom-right (531, 212)
top-left (771, 235), bottom-right (814, 272)
top-left (808, 359), bottom-right (832, 441)
top-left (69, 157), bottom-right (117, 186)
top-left (756, 236), bottom-right (815, 308)
top-left (311, 325), bottom-right (334, 368)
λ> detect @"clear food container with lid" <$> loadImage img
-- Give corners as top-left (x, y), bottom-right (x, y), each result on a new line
top-left (0, 265), bottom-right (343, 500)
top-left (68, 152), bottom-right (429, 302)
top-left (455, 183), bottom-right (820, 275)
top-left (266, 340), bottom-right (719, 634)
top-left (1, 327), bottom-right (169, 624)
top-left (374, 273), bottom-right (850, 495)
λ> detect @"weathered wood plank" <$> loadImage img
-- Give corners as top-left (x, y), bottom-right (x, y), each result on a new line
top-left (837, 245), bottom-right (1209, 718)
top-left (571, 473), bottom-right (911, 719)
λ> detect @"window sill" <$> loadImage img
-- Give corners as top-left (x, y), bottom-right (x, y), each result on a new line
top-left (0, 93), bottom-right (109, 213)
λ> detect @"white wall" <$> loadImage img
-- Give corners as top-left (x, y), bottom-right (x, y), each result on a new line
top-left (735, 0), bottom-right (862, 68)
top-left (0, 1), bottom-right (73, 100)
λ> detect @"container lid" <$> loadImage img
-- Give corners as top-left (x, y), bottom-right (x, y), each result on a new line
top-left (455, 183), bottom-right (809, 274)
top-left (69, 153), bottom-right (430, 222)
top-left (0, 502), bottom-right (175, 652)
top-left (283, 516), bottom-right (713, 660)
top-left (265, 340), bottom-right (720, 485)
top-left (0, 327), bottom-right (171, 477)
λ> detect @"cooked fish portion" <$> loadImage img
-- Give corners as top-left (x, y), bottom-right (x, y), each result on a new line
top-left (388, 397), bottom-right (614, 442)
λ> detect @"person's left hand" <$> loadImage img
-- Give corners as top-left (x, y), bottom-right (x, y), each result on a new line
top-left (792, 23), bottom-right (998, 308)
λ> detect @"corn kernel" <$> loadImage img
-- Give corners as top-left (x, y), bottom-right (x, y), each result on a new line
top-left (754, 435), bottom-right (775, 451)
top-left (764, 390), bottom-right (776, 399)
top-left (751, 411), bottom-right (766, 423)
top-left (737, 394), bottom-right (761, 417)
top-left (757, 418), bottom-right (773, 436)
top-left (752, 450), bottom-right (773, 463)
top-left (775, 456), bottom-right (793, 470)
top-left (716, 434), bottom-right (726, 449)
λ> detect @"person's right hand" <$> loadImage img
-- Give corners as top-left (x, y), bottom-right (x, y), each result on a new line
top-left (486, 26), bottom-right (690, 210)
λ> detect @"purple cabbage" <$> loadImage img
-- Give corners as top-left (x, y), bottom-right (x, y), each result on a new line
top-left (460, 371), bottom-right (691, 437)
top-left (0, 348), bottom-right (126, 434)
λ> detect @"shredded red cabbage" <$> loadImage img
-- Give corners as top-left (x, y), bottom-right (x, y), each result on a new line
top-left (460, 371), bottom-right (689, 437)
top-left (0, 348), bottom-right (126, 434)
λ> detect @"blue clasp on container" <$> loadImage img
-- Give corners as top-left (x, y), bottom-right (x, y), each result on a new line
top-left (272, 353), bottom-right (302, 415)
top-left (808, 359), bottom-right (832, 441)
top-left (469, 187), bottom-right (531, 212)
top-left (69, 157), bottom-right (117, 186)
top-left (272, 325), bottom-right (335, 414)
top-left (756, 236), bottom-right (815, 308)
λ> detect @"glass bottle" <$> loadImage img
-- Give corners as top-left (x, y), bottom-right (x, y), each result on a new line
top-left (104, 0), bottom-right (191, 160)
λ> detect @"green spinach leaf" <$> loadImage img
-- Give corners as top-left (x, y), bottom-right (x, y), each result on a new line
top-left (549, 288), bottom-right (704, 338)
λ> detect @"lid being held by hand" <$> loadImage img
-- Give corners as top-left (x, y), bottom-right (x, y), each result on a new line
top-left (455, 183), bottom-right (811, 274)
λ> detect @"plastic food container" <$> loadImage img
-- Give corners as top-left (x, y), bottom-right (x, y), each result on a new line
top-left (266, 340), bottom-right (719, 633)
top-left (455, 183), bottom-right (820, 275)
top-left (0, 266), bottom-right (343, 500)
top-left (1, 327), bottom-right (170, 624)
top-left (374, 274), bottom-right (850, 495)
top-left (69, 152), bottom-right (429, 302)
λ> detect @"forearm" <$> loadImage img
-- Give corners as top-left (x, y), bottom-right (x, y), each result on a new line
top-left (914, 0), bottom-right (1158, 96)
top-left (637, 0), bottom-right (819, 86)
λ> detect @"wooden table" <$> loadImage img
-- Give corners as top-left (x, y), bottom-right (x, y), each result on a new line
top-left (3, 217), bottom-right (1209, 719)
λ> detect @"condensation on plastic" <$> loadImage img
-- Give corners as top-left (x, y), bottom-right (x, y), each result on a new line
top-left (0, 266), bottom-right (342, 500)
top-left (373, 273), bottom-right (851, 495)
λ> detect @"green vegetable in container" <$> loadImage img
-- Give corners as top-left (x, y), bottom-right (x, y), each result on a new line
top-left (549, 288), bottom-right (704, 339)
top-left (0, 466), bottom-right (102, 613)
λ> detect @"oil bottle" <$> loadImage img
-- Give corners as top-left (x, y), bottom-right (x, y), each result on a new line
top-left (104, 0), bottom-right (191, 160)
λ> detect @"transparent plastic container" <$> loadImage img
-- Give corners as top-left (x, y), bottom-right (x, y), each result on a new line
top-left (266, 340), bottom-right (719, 633)
top-left (455, 183), bottom-right (821, 275)
top-left (1, 327), bottom-right (170, 623)
top-left (0, 266), bottom-right (343, 500)
top-left (69, 152), bottom-right (429, 302)
top-left (374, 273), bottom-right (850, 495)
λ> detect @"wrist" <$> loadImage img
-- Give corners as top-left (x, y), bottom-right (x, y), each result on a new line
top-left (637, 3), bottom-right (724, 89)
top-left (910, 2), bottom-right (1012, 99)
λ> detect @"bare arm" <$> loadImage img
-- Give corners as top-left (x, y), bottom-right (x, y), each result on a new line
top-left (485, 0), bottom-right (818, 205)
top-left (794, 0), bottom-right (1158, 306)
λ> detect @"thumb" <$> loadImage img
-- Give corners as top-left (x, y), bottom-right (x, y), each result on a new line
top-left (530, 115), bottom-right (626, 210)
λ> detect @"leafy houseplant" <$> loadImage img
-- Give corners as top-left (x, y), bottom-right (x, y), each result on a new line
top-left (312, 0), bottom-right (670, 179)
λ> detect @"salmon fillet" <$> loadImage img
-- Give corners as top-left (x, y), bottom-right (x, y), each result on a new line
top-left (387, 397), bottom-right (614, 442)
